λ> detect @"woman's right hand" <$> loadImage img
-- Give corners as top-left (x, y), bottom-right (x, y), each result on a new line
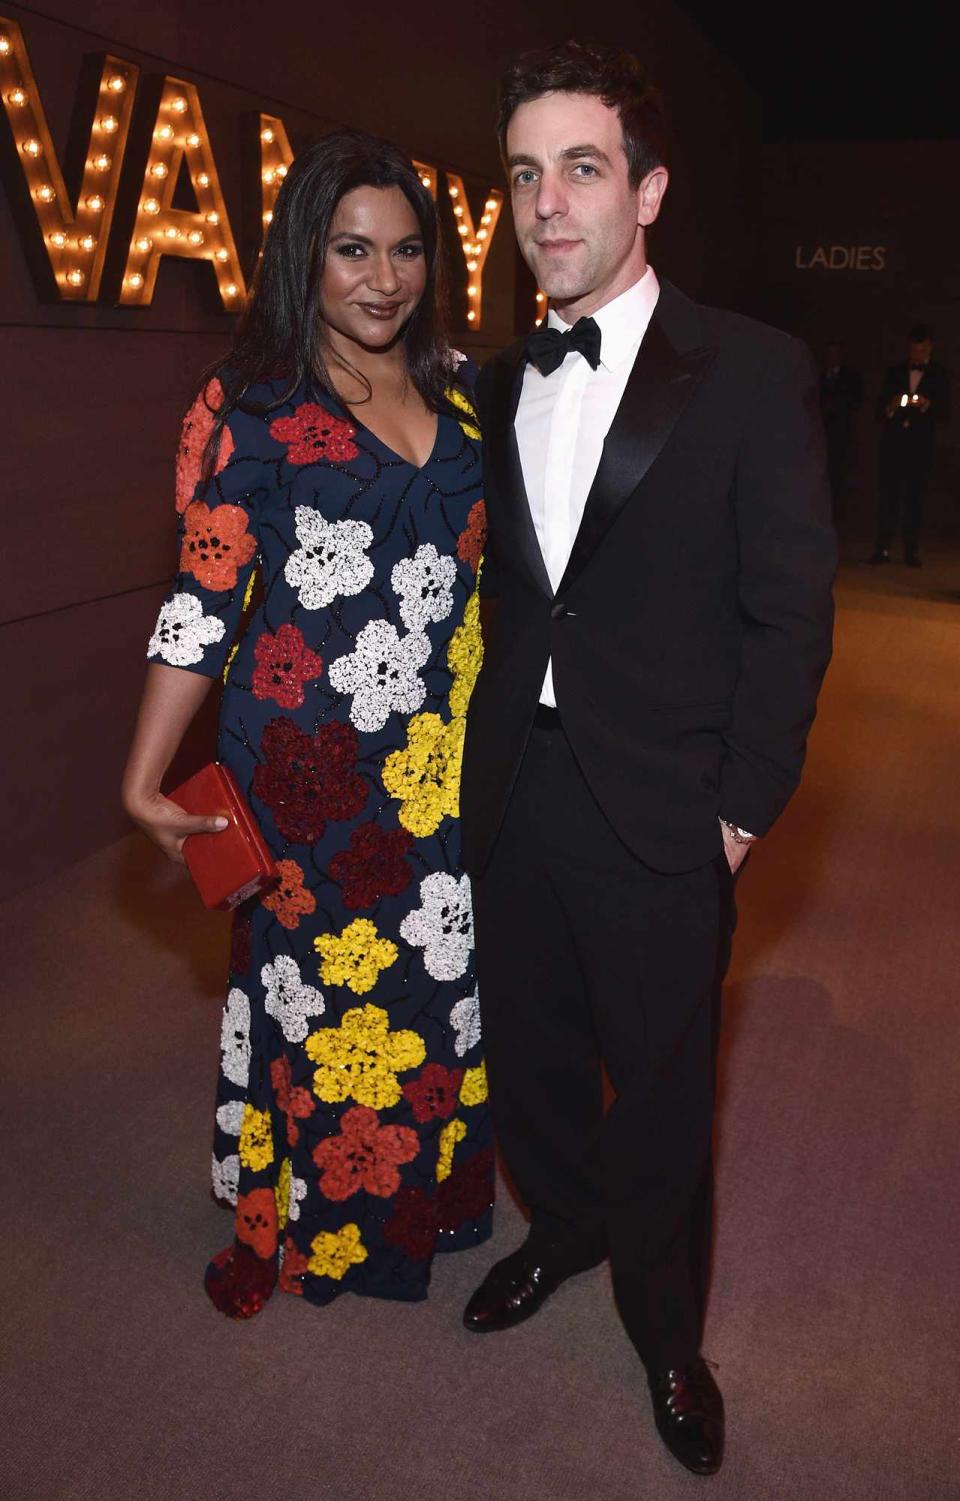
top-left (123, 789), bottom-right (228, 864)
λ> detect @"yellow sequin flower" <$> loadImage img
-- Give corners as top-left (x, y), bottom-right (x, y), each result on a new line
top-left (459, 1061), bottom-right (488, 1107)
top-left (382, 712), bottom-right (464, 837)
top-left (308, 1222), bottom-right (368, 1281)
top-left (445, 384), bottom-right (481, 441)
top-left (306, 1003), bottom-right (426, 1109)
top-left (314, 917), bottom-right (398, 996)
top-left (275, 1156), bottom-right (291, 1231)
top-left (447, 588), bottom-right (483, 718)
top-left (238, 1104), bottom-right (274, 1172)
top-left (436, 1118), bottom-right (468, 1182)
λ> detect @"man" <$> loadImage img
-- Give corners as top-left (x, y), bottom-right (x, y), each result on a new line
top-left (820, 341), bottom-right (862, 530)
top-left (459, 42), bottom-right (836, 1478)
top-left (871, 323), bottom-right (950, 567)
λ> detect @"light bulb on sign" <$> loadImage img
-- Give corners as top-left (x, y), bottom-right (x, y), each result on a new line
top-left (170, 96), bottom-right (187, 113)
top-left (92, 153), bottom-right (111, 172)
top-left (49, 230), bottom-right (66, 247)
top-left (215, 247), bottom-right (229, 261)
top-left (448, 185), bottom-right (459, 198)
top-left (136, 236), bottom-right (151, 251)
top-left (263, 168), bottom-right (275, 185)
top-left (8, 87), bottom-right (27, 106)
top-left (186, 132), bottom-right (200, 148)
top-left (0, 36), bottom-right (11, 55)
top-left (164, 225), bottom-right (179, 239)
top-left (224, 283), bottom-right (237, 297)
top-left (86, 194), bottom-right (104, 212)
top-left (22, 138), bottom-right (41, 157)
top-left (276, 164), bottom-right (286, 178)
top-left (155, 124), bottom-right (173, 141)
top-left (467, 310), bottom-right (475, 321)
top-left (196, 172), bottom-right (209, 187)
top-left (150, 162), bottom-right (168, 179)
top-left (263, 210), bottom-right (273, 224)
top-left (188, 229), bottom-right (203, 245)
top-left (36, 184), bottom-right (55, 202)
top-left (100, 115), bottom-right (118, 133)
top-left (65, 267), bottom-right (84, 286)
top-left (206, 211), bottom-right (219, 224)
top-left (261, 127), bottom-right (274, 144)
top-left (127, 272), bottom-right (143, 289)
top-left (142, 197), bottom-right (160, 214)
top-left (107, 74), bottom-right (125, 93)
top-left (79, 234), bottom-right (96, 251)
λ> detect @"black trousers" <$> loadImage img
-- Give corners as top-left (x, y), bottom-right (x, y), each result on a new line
top-left (472, 712), bottom-right (734, 1370)
top-left (876, 438), bottom-right (932, 557)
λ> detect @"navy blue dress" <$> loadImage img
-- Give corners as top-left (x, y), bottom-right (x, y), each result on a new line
top-left (147, 358), bottom-right (493, 1316)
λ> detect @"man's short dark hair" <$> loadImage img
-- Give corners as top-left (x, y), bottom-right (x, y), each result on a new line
top-left (909, 323), bottom-right (934, 343)
top-left (497, 40), bottom-right (669, 189)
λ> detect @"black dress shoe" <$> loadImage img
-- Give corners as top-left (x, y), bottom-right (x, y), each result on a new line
top-left (648, 1358), bottom-right (724, 1475)
top-left (463, 1240), bottom-right (603, 1333)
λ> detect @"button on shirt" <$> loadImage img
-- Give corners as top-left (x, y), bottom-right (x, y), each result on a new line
top-left (516, 268), bottom-right (660, 707)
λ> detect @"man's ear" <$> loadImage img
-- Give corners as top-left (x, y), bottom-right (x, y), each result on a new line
top-left (637, 166), bottom-right (669, 228)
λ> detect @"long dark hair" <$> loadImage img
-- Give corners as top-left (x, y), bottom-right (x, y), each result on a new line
top-left (203, 129), bottom-right (456, 466)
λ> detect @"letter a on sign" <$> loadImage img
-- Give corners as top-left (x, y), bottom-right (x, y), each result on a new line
top-left (0, 15), bottom-right (138, 301)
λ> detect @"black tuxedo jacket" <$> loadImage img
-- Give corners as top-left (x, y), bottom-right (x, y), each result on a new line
top-left (460, 279), bottom-right (837, 876)
top-left (878, 360), bottom-right (950, 452)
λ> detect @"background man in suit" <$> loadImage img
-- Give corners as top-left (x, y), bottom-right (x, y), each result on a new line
top-left (820, 340), bottom-right (862, 531)
top-left (459, 42), bottom-right (836, 1477)
top-left (871, 323), bottom-right (951, 567)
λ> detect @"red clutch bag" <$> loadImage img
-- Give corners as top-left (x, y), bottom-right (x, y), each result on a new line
top-left (168, 762), bottom-right (279, 911)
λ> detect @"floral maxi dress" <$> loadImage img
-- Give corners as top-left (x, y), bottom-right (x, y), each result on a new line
top-left (147, 361), bottom-right (493, 1316)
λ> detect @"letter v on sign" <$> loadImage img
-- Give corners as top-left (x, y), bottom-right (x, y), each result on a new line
top-left (0, 15), bottom-right (138, 301)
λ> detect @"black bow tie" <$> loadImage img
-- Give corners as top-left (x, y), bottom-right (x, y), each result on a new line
top-left (909, 362), bottom-right (927, 373)
top-left (526, 316), bottom-right (602, 376)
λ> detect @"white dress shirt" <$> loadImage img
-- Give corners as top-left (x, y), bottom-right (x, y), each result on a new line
top-left (516, 268), bottom-right (660, 707)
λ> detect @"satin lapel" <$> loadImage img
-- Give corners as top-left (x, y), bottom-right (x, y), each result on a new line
top-left (487, 346), bottom-right (552, 598)
top-left (557, 314), bottom-right (716, 596)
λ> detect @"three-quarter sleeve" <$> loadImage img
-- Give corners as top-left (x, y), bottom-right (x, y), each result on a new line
top-left (147, 378), bottom-right (263, 679)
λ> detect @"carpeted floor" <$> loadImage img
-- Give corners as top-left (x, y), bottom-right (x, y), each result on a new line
top-left (4, 552), bottom-right (959, 1501)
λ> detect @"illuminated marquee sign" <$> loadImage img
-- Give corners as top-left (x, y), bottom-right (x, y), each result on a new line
top-left (0, 15), bottom-right (504, 326)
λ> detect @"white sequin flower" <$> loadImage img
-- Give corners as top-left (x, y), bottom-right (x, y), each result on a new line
top-left (450, 991), bottom-right (481, 1057)
top-left (391, 544), bottom-right (457, 631)
top-left (148, 593), bottom-right (226, 667)
top-left (220, 987), bottom-right (251, 1088)
top-left (400, 872), bottom-right (474, 981)
top-left (284, 509), bottom-right (374, 609)
top-left (261, 953), bottom-right (325, 1044)
top-left (328, 619), bottom-right (430, 732)
top-left (288, 1175), bottom-right (308, 1223)
top-left (211, 1152), bottom-right (240, 1205)
top-left (448, 348), bottom-right (468, 370)
top-left (215, 1099), bottom-right (245, 1136)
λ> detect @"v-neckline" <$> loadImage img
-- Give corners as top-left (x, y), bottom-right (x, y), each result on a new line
top-left (350, 409), bottom-right (442, 475)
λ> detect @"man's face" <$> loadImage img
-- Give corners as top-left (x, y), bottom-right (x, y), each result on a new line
top-left (505, 91), bottom-right (666, 313)
top-left (909, 338), bottom-right (933, 365)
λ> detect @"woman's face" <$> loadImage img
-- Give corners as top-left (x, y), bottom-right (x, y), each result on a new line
top-left (319, 184), bottom-right (428, 351)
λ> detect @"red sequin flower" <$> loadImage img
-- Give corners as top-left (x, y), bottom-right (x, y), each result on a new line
top-left (235, 1186), bottom-right (278, 1259)
top-left (436, 1148), bottom-right (495, 1232)
top-left (204, 1241), bottom-right (277, 1320)
top-left (383, 1185), bottom-right (438, 1260)
top-left (312, 1104), bottom-right (418, 1201)
top-left (180, 500), bottom-right (258, 591)
top-left (252, 624), bottom-right (323, 709)
top-left (279, 1236), bottom-right (309, 1296)
top-left (456, 499), bottom-right (487, 571)
top-left (261, 858), bottom-right (317, 932)
top-left (230, 910), bottom-right (252, 974)
top-left (270, 1055), bottom-right (314, 1147)
top-left (176, 378), bottom-right (234, 513)
top-left (253, 718), bottom-right (367, 844)
top-left (328, 822), bottom-right (414, 910)
top-left (269, 404), bottom-right (359, 466)
top-left (402, 1062), bottom-right (464, 1123)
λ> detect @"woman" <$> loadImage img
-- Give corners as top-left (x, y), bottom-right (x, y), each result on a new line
top-left (122, 130), bottom-right (493, 1318)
